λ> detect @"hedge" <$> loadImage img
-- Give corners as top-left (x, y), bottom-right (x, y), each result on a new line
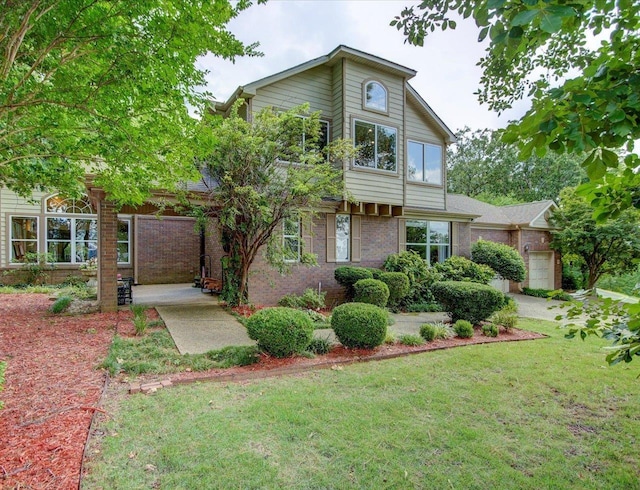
top-left (334, 266), bottom-right (373, 299)
top-left (471, 240), bottom-right (526, 283)
top-left (353, 278), bottom-right (390, 308)
top-left (331, 302), bottom-right (387, 349)
top-left (434, 256), bottom-right (495, 284)
top-left (431, 281), bottom-right (505, 324)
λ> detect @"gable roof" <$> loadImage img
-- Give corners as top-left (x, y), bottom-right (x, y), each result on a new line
top-left (211, 45), bottom-right (455, 143)
top-left (447, 194), bottom-right (557, 228)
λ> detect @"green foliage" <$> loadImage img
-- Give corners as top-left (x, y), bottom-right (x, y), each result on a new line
top-left (50, 296), bottom-right (72, 314)
top-left (434, 255), bottom-right (495, 284)
top-left (5, 252), bottom-right (55, 286)
top-left (550, 187), bottom-right (640, 289)
top-left (130, 304), bottom-right (148, 336)
top-left (562, 263), bottom-right (584, 291)
top-left (597, 266), bottom-right (640, 298)
top-left (490, 309), bottom-right (518, 332)
top-left (365, 268), bottom-right (384, 280)
top-left (0, 361), bottom-right (6, 410)
top-left (379, 272), bottom-right (411, 307)
top-left (334, 267), bottom-right (374, 300)
top-left (384, 332), bottom-right (396, 344)
top-left (398, 334), bottom-right (425, 346)
top-left (446, 128), bottom-right (585, 201)
top-left (278, 288), bottom-right (326, 310)
top-left (383, 251), bottom-right (440, 307)
top-left (0, 1), bottom-right (258, 204)
top-left (353, 278), bottom-right (390, 308)
top-left (307, 336), bottom-right (333, 355)
top-left (205, 103), bottom-right (352, 305)
top-left (471, 240), bottom-right (526, 283)
top-left (419, 322), bottom-right (454, 341)
top-left (453, 320), bottom-right (474, 338)
top-left (331, 302), bottom-right (388, 349)
top-left (245, 307), bottom-right (314, 358)
top-left (205, 345), bottom-right (260, 368)
top-left (522, 287), bottom-right (572, 302)
top-left (482, 324), bottom-right (499, 337)
top-left (432, 281), bottom-right (505, 324)
top-left (62, 275), bottom-right (88, 288)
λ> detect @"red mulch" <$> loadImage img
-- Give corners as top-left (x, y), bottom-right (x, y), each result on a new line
top-left (0, 295), bottom-right (545, 489)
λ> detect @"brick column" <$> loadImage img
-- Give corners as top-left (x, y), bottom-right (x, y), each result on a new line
top-left (98, 196), bottom-right (118, 312)
top-left (457, 222), bottom-right (472, 258)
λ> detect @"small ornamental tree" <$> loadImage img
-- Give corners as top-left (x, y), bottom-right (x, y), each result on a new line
top-left (472, 240), bottom-right (526, 283)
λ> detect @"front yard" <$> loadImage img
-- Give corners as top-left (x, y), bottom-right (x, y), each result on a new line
top-left (82, 318), bottom-right (640, 489)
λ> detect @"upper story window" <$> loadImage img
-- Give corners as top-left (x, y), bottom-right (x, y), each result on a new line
top-left (407, 141), bottom-right (443, 186)
top-left (353, 119), bottom-right (397, 172)
top-left (363, 81), bottom-right (388, 113)
top-left (281, 115), bottom-right (330, 162)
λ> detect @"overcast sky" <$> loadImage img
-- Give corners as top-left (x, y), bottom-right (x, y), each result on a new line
top-left (197, 0), bottom-right (532, 134)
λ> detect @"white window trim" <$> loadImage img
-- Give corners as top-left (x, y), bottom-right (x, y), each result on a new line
top-left (45, 215), bottom-right (98, 265)
top-left (352, 118), bottom-right (398, 173)
top-left (362, 80), bottom-right (389, 114)
top-left (277, 115), bottom-right (330, 163)
top-left (407, 139), bottom-right (444, 186)
top-left (117, 216), bottom-right (132, 265)
top-left (405, 220), bottom-right (451, 264)
top-left (336, 214), bottom-right (350, 262)
top-left (9, 215), bottom-right (40, 263)
top-left (282, 218), bottom-right (301, 263)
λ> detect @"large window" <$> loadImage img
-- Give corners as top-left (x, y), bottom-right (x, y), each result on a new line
top-left (407, 141), bottom-right (443, 185)
top-left (364, 81), bottom-right (387, 112)
top-left (281, 116), bottom-right (329, 162)
top-left (406, 220), bottom-right (450, 265)
top-left (283, 217), bottom-right (301, 262)
top-left (10, 217), bottom-right (38, 261)
top-left (336, 214), bottom-right (350, 262)
top-left (354, 120), bottom-right (397, 172)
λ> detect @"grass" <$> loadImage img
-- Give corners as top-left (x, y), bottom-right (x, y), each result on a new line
top-left (99, 330), bottom-right (259, 376)
top-left (84, 318), bottom-right (640, 489)
top-left (0, 283), bottom-right (97, 300)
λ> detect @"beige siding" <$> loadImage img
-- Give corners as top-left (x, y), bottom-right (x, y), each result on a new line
top-left (343, 60), bottom-right (404, 205)
top-left (530, 211), bottom-right (551, 229)
top-left (0, 188), bottom-right (47, 267)
top-left (332, 60), bottom-right (344, 139)
top-left (251, 65), bottom-right (334, 116)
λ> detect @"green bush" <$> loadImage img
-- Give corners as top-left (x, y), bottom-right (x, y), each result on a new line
top-left (379, 272), bottom-right (410, 306)
top-left (562, 263), bottom-right (584, 290)
top-left (432, 281), bottom-right (505, 324)
top-left (419, 322), bottom-right (453, 341)
top-left (491, 309), bottom-right (518, 332)
top-left (245, 307), bottom-right (314, 357)
top-left (383, 251), bottom-right (441, 307)
top-left (482, 323), bottom-right (499, 337)
top-left (307, 336), bottom-right (333, 355)
top-left (331, 302), bottom-right (387, 349)
top-left (50, 295), bottom-right (72, 314)
top-left (365, 267), bottom-right (384, 280)
top-left (522, 287), bottom-right (572, 301)
top-left (353, 278), bottom-right (390, 308)
top-left (278, 288), bottom-right (326, 310)
top-left (472, 240), bottom-right (526, 282)
top-left (398, 334), bottom-right (425, 346)
top-left (434, 256), bottom-right (495, 284)
top-left (131, 304), bottom-right (148, 336)
top-left (334, 266), bottom-right (374, 299)
top-left (62, 274), bottom-right (87, 287)
top-left (597, 265), bottom-right (640, 297)
top-left (453, 320), bottom-right (474, 338)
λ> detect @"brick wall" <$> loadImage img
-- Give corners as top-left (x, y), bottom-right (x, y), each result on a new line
top-left (471, 228), bottom-right (512, 246)
top-left (520, 229), bottom-right (561, 289)
top-left (247, 214), bottom-right (399, 306)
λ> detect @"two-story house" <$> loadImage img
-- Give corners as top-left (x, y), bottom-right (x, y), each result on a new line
top-left (0, 46), bottom-right (560, 309)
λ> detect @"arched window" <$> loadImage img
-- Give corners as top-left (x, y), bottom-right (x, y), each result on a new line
top-left (363, 81), bottom-right (387, 112)
top-left (46, 194), bottom-right (95, 214)
top-left (45, 194), bottom-right (97, 264)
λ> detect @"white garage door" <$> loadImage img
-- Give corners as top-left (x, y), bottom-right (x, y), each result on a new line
top-left (529, 252), bottom-right (554, 290)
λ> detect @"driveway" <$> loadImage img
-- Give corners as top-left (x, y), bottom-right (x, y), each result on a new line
top-left (511, 293), bottom-right (568, 322)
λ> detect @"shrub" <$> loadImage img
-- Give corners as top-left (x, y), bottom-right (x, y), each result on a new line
top-left (245, 307), bottom-right (314, 357)
top-left (383, 251), bottom-right (441, 307)
top-left (482, 323), bottom-right (499, 337)
top-left (307, 336), bottom-right (333, 355)
top-left (562, 263), bottom-right (584, 290)
top-left (379, 272), bottom-right (410, 306)
top-left (522, 287), bottom-right (572, 301)
top-left (434, 256), bottom-right (495, 284)
top-left (384, 332), bottom-right (396, 344)
top-left (420, 322), bottom-right (453, 341)
top-left (431, 281), bottom-right (505, 324)
top-left (490, 309), bottom-right (518, 332)
top-left (453, 320), bottom-right (474, 338)
top-left (130, 304), bottom-right (148, 336)
top-left (365, 267), bottom-right (384, 280)
top-left (331, 302), bottom-right (387, 349)
top-left (398, 334), bottom-right (425, 346)
top-left (277, 288), bottom-right (326, 310)
top-left (353, 278), bottom-right (390, 308)
top-left (62, 274), bottom-right (87, 287)
top-left (334, 267), bottom-right (373, 299)
top-left (50, 295), bottom-right (72, 314)
top-left (471, 240), bottom-right (526, 282)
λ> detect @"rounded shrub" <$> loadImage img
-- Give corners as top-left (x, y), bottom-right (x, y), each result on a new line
top-left (431, 281), bottom-right (506, 324)
top-left (245, 307), bottom-right (314, 358)
top-left (434, 256), bottom-right (495, 284)
top-left (334, 266), bottom-right (373, 299)
top-left (383, 250), bottom-right (441, 306)
top-left (453, 319), bottom-right (474, 338)
top-left (482, 323), bottom-right (499, 337)
top-left (353, 278), bottom-right (390, 308)
top-left (379, 272), bottom-right (410, 305)
top-left (420, 323), bottom-right (437, 342)
top-left (471, 239), bottom-right (526, 283)
top-left (331, 302), bottom-right (387, 349)
top-left (365, 267), bottom-right (384, 280)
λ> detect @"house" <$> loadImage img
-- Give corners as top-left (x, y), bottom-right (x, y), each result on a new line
top-left (0, 46), bottom-right (561, 309)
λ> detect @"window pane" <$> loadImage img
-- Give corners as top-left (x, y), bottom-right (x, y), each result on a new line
top-left (284, 218), bottom-right (300, 236)
top-left (376, 125), bottom-right (396, 171)
top-left (354, 121), bottom-right (376, 168)
top-left (429, 245), bottom-right (449, 265)
top-left (283, 237), bottom-right (300, 262)
top-left (429, 221), bottom-right (449, 244)
top-left (75, 241), bottom-right (97, 262)
top-left (407, 244), bottom-right (427, 260)
top-left (48, 241), bottom-right (71, 262)
top-left (75, 219), bottom-right (97, 241)
top-left (336, 215), bottom-right (350, 261)
top-left (11, 241), bottom-right (37, 261)
top-left (319, 121), bottom-right (329, 151)
top-left (407, 142), bottom-right (423, 181)
top-left (117, 220), bottom-right (130, 241)
top-left (117, 243), bottom-right (130, 263)
top-left (406, 220), bottom-right (427, 244)
top-left (11, 217), bottom-right (38, 240)
top-left (46, 195), bottom-right (95, 214)
top-left (365, 82), bottom-right (387, 111)
top-left (47, 218), bottom-right (71, 240)
top-left (424, 144), bottom-right (443, 185)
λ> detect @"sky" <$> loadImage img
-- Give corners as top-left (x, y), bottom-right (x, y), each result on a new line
top-left (197, 0), bottom-right (532, 134)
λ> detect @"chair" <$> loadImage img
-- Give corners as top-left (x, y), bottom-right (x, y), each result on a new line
top-left (117, 277), bottom-right (134, 305)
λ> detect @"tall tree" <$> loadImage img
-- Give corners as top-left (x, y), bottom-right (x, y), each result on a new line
top-left (448, 127), bottom-right (584, 202)
top-left (1, 0), bottom-right (260, 204)
top-left (202, 103), bottom-right (353, 306)
top-left (550, 187), bottom-right (640, 289)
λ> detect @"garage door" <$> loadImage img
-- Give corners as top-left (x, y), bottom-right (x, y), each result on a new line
top-left (529, 252), bottom-right (554, 290)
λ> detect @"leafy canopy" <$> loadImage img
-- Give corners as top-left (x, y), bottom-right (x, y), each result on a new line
top-left (1, 0), bottom-right (260, 204)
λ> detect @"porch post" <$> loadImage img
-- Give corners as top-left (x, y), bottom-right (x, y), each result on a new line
top-left (94, 191), bottom-right (118, 312)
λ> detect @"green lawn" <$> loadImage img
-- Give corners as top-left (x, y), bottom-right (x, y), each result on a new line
top-left (82, 319), bottom-right (640, 489)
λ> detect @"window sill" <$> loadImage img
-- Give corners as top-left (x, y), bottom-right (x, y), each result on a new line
top-left (406, 180), bottom-right (443, 188)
